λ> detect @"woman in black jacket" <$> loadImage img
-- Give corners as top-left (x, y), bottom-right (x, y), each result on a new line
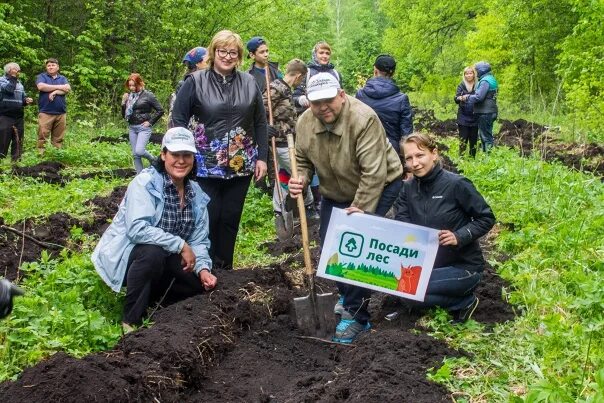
top-left (454, 66), bottom-right (478, 157)
top-left (394, 133), bottom-right (495, 322)
top-left (121, 73), bottom-right (164, 172)
top-left (171, 30), bottom-right (268, 270)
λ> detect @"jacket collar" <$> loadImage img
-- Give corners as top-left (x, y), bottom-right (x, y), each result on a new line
top-left (416, 163), bottom-right (443, 185)
top-left (310, 95), bottom-right (350, 137)
top-left (144, 166), bottom-right (208, 205)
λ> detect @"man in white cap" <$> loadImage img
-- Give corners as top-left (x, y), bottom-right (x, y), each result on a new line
top-left (288, 73), bottom-right (402, 343)
top-left (92, 127), bottom-right (216, 331)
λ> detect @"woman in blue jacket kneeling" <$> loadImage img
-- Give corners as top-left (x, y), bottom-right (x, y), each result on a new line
top-left (92, 127), bottom-right (217, 331)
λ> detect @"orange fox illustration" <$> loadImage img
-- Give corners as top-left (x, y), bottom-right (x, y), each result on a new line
top-left (395, 264), bottom-right (422, 295)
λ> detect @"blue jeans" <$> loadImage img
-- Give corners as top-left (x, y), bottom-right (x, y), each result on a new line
top-left (476, 113), bottom-right (497, 153)
top-left (129, 124), bottom-right (155, 173)
top-left (406, 266), bottom-right (481, 311)
top-left (319, 179), bottom-right (403, 325)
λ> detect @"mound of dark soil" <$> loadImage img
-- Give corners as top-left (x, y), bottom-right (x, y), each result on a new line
top-left (414, 109), bottom-right (458, 137)
top-left (0, 213), bottom-right (77, 280)
top-left (0, 186), bottom-right (127, 280)
top-left (498, 119), bottom-right (604, 177)
top-left (121, 132), bottom-right (164, 145)
top-left (82, 185), bottom-right (127, 236)
top-left (77, 168), bottom-right (135, 181)
top-left (0, 267), bottom-right (462, 403)
top-left (497, 119), bottom-right (549, 156)
top-left (12, 161), bottom-right (65, 184)
top-left (92, 136), bottom-right (127, 144)
top-left (10, 161), bottom-right (135, 184)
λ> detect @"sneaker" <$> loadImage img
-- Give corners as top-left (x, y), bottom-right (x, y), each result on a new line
top-left (451, 297), bottom-right (479, 324)
top-left (334, 295), bottom-right (345, 316)
top-left (333, 318), bottom-right (371, 344)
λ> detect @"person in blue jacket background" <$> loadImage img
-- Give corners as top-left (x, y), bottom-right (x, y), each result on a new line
top-left (356, 54), bottom-right (413, 155)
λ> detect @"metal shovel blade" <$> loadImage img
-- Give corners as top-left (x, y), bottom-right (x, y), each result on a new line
top-left (293, 292), bottom-right (337, 338)
top-left (275, 209), bottom-right (294, 241)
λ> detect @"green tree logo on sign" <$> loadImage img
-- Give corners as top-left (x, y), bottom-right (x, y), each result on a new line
top-left (339, 232), bottom-right (364, 258)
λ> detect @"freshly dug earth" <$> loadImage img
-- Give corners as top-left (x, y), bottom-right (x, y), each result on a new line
top-left (0, 186), bottom-right (126, 281)
top-left (498, 119), bottom-right (604, 177)
top-left (413, 110), bottom-right (604, 178)
top-left (0, 217), bottom-right (514, 403)
top-left (11, 161), bottom-right (134, 185)
top-left (1, 261), bottom-right (510, 402)
top-left (0, 124), bottom-right (517, 401)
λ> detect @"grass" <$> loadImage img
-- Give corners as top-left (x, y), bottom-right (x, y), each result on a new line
top-left (423, 138), bottom-right (604, 402)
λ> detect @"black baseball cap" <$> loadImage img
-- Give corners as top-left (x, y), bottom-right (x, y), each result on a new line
top-left (374, 54), bottom-right (396, 74)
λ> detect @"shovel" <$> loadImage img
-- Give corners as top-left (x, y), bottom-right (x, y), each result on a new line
top-left (265, 68), bottom-right (294, 241)
top-left (287, 133), bottom-right (337, 338)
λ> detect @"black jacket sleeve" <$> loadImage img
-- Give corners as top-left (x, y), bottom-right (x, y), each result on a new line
top-left (171, 76), bottom-right (196, 128)
top-left (452, 178), bottom-right (495, 247)
top-left (454, 83), bottom-right (463, 104)
top-left (147, 91), bottom-right (164, 126)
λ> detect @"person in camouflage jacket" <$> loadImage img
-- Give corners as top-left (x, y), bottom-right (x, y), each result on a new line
top-left (263, 59), bottom-right (315, 216)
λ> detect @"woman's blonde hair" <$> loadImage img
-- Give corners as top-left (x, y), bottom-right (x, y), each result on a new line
top-left (462, 66), bottom-right (477, 81)
top-left (207, 30), bottom-right (244, 69)
top-left (314, 41), bottom-right (332, 54)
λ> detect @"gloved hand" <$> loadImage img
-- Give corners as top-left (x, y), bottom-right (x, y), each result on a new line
top-left (298, 95), bottom-right (309, 108)
top-left (267, 125), bottom-right (279, 139)
top-left (0, 279), bottom-right (24, 319)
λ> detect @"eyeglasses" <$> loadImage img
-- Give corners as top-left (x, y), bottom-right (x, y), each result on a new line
top-left (216, 49), bottom-right (239, 59)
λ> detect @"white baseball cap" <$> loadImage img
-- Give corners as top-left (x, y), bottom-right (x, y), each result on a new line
top-left (306, 73), bottom-right (341, 101)
top-left (162, 127), bottom-right (197, 153)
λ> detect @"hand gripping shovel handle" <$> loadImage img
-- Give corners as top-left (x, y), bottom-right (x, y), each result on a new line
top-left (288, 134), bottom-right (336, 338)
top-left (286, 134), bottom-right (315, 286)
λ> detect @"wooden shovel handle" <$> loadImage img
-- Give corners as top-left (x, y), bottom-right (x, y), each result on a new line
top-left (265, 67), bottom-right (285, 203)
top-left (287, 133), bottom-right (314, 277)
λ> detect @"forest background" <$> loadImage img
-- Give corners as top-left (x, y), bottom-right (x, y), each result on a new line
top-left (1, 0), bottom-right (602, 142)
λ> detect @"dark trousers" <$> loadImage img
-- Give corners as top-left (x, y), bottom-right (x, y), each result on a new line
top-left (406, 266), bottom-right (480, 311)
top-left (476, 113), bottom-right (497, 152)
top-left (458, 125), bottom-right (478, 157)
top-left (123, 244), bottom-right (204, 325)
top-left (0, 115), bottom-right (24, 161)
top-left (319, 179), bottom-right (403, 325)
top-left (196, 175), bottom-right (252, 270)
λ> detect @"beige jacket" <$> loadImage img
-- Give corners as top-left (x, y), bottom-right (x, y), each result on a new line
top-left (295, 95), bottom-right (402, 212)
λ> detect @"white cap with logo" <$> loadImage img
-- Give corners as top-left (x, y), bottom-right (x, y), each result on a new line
top-left (306, 73), bottom-right (341, 101)
top-left (161, 127), bottom-right (197, 153)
